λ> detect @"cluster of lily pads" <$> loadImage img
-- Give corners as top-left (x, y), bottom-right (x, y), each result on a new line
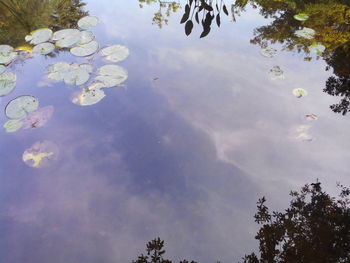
top-left (259, 12), bottom-right (323, 141)
top-left (2, 15), bottom-right (130, 168)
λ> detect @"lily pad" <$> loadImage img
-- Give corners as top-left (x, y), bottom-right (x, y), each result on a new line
top-left (0, 45), bottom-right (17, 65)
top-left (47, 62), bottom-right (93, 85)
top-left (305, 114), bottom-right (317, 121)
top-left (22, 140), bottom-right (59, 168)
top-left (309, 43), bottom-right (326, 54)
top-left (100, 45), bottom-right (130, 62)
top-left (72, 83), bottom-right (106, 106)
top-left (78, 16), bottom-right (99, 29)
top-left (70, 41), bottom-right (99, 57)
top-left (0, 65), bottom-right (5, 74)
top-left (260, 47), bottom-right (277, 58)
top-left (95, 65), bottom-right (128, 87)
top-left (32, 42), bottom-right (55, 55)
top-left (293, 88), bottom-right (308, 98)
top-left (293, 13), bottom-right (309, 21)
top-left (5, 95), bottom-right (39, 119)
top-left (0, 72), bottom-right (16, 96)
top-left (3, 119), bottom-right (23, 133)
top-left (295, 27), bottom-right (315, 39)
top-left (53, 29), bottom-right (82, 48)
top-left (25, 28), bottom-right (53, 45)
top-left (269, 66), bottom-right (284, 80)
top-left (79, 31), bottom-right (95, 45)
top-left (22, 105), bottom-right (54, 129)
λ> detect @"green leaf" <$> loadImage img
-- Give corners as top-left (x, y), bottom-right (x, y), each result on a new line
top-left (185, 20), bottom-right (194, 36)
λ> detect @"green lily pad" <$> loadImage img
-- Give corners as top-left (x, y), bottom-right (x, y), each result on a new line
top-left (32, 42), bottom-right (55, 55)
top-left (53, 29), bottom-right (82, 48)
top-left (5, 95), bottom-right (39, 119)
top-left (295, 27), bottom-right (315, 39)
top-left (3, 119), bottom-right (23, 133)
top-left (0, 72), bottom-right (16, 96)
top-left (72, 83), bottom-right (106, 106)
top-left (309, 43), bottom-right (326, 54)
top-left (22, 105), bottom-right (54, 129)
top-left (0, 65), bottom-right (5, 74)
top-left (260, 47), bottom-right (277, 58)
top-left (0, 45), bottom-right (17, 65)
top-left (293, 13), bottom-right (309, 21)
top-left (70, 41), bottom-right (99, 57)
top-left (25, 28), bottom-right (53, 45)
top-left (269, 66), bottom-right (284, 80)
top-left (293, 88), bottom-right (308, 98)
top-left (79, 31), bottom-right (95, 45)
top-left (47, 62), bottom-right (93, 86)
top-left (22, 140), bottom-right (59, 168)
top-left (78, 16), bottom-right (99, 29)
top-left (95, 65), bottom-right (128, 87)
top-left (100, 45), bottom-right (130, 62)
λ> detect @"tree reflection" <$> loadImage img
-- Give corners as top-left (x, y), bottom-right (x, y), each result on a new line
top-left (0, 0), bottom-right (87, 47)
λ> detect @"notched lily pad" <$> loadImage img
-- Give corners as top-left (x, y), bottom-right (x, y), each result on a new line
top-left (47, 62), bottom-right (93, 86)
top-left (72, 83), bottom-right (106, 106)
top-left (293, 13), bottom-right (309, 21)
top-left (32, 42), bottom-right (55, 55)
top-left (0, 45), bottom-right (18, 65)
top-left (22, 105), bottom-right (54, 129)
top-left (53, 29), bottom-right (82, 48)
top-left (25, 28), bottom-right (53, 45)
top-left (260, 47), bottom-right (277, 58)
top-left (309, 43), bottom-right (326, 54)
top-left (79, 31), bottom-right (95, 45)
top-left (100, 45), bottom-right (130, 62)
top-left (0, 72), bottom-right (16, 96)
top-left (269, 66), bottom-right (284, 80)
top-left (3, 119), bottom-right (23, 133)
top-left (70, 41), bottom-right (99, 57)
top-left (0, 65), bottom-right (5, 74)
top-left (78, 16), bottom-right (99, 29)
top-left (293, 88), bottom-right (308, 98)
top-left (22, 140), bottom-right (59, 168)
top-left (5, 95), bottom-right (39, 119)
top-left (295, 27), bottom-right (315, 39)
top-left (95, 64), bottom-right (128, 87)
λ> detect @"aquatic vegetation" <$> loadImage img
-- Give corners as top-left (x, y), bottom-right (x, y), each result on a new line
top-left (260, 47), bottom-right (277, 58)
top-left (0, 72), bottom-right (16, 96)
top-left (72, 82), bottom-right (106, 106)
top-left (95, 65), bottom-right (128, 88)
top-left (78, 16), bottom-right (99, 29)
top-left (47, 62), bottom-right (93, 86)
top-left (293, 13), bottom-right (309, 21)
top-left (293, 88), bottom-right (308, 98)
top-left (269, 66), bottom-right (284, 80)
top-left (100, 45), bottom-right (130, 62)
top-left (25, 28), bottom-right (53, 45)
top-left (70, 40), bottom-right (99, 57)
top-left (22, 140), bottom-right (58, 168)
top-left (3, 119), bottom-right (23, 133)
top-left (5, 95), bottom-right (39, 119)
top-left (295, 27), bottom-right (315, 40)
top-left (309, 43), bottom-right (326, 55)
top-left (53, 29), bottom-right (82, 48)
top-left (32, 42), bottom-right (55, 55)
top-left (0, 45), bottom-right (18, 65)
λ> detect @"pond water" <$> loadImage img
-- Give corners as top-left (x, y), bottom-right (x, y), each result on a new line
top-left (0, 1), bottom-right (350, 262)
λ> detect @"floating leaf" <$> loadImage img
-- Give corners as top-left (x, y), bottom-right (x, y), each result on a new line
top-left (79, 31), bottom-right (95, 45)
top-left (32, 42), bottom-right (55, 55)
top-left (95, 65), bottom-right (128, 87)
top-left (293, 88), bottom-right (308, 98)
top-left (3, 119), bottom-right (23, 133)
top-left (0, 45), bottom-right (17, 65)
top-left (22, 140), bottom-right (58, 168)
top-left (22, 105), bottom-right (54, 129)
top-left (0, 65), bottom-right (5, 74)
top-left (53, 29), bottom-right (82, 48)
top-left (260, 47), bottom-right (277, 58)
top-left (70, 41), bottom-right (99, 57)
top-left (293, 13), bottom-right (309, 21)
top-left (309, 43), bottom-right (325, 54)
top-left (100, 45), bottom-right (130, 63)
top-left (0, 72), bottom-right (16, 96)
top-left (25, 28), bottom-right (53, 45)
top-left (295, 27), bottom-right (315, 39)
top-left (47, 62), bottom-right (93, 86)
top-left (78, 16), bottom-right (99, 29)
top-left (269, 66), bottom-right (284, 80)
top-left (72, 83), bottom-right (106, 106)
top-left (305, 114), bottom-right (318, 121)
top-left (5, 95), bottom-right (39, 119)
